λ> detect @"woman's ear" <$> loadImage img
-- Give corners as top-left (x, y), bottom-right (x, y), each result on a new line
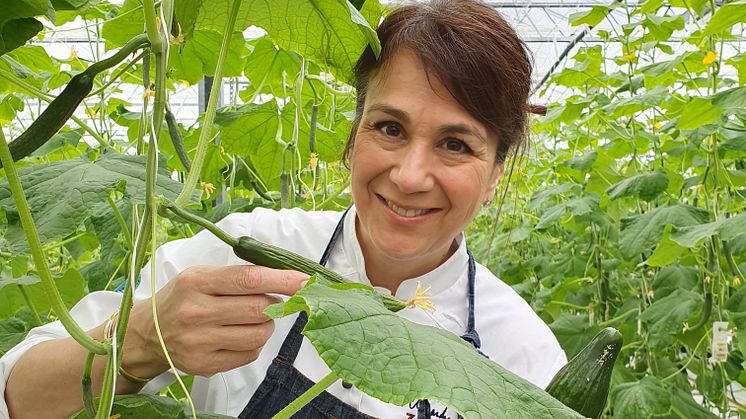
top-left (483, 163), bottom-right (505, 204)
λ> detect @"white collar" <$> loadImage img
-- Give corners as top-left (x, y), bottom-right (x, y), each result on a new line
top-left (341, 205), bottom-right (469, 300)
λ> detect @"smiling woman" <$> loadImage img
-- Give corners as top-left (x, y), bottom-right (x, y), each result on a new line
top-left (351, 50), bottom-right (504, 290)
top-left (1, 1), bottom-right (565, 418)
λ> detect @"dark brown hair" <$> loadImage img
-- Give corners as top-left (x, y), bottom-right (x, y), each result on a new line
top-left (343, 0), bottom-right (533, 164)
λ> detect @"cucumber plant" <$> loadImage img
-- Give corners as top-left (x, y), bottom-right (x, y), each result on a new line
top-left (470, 0), bottom-right (746, 417)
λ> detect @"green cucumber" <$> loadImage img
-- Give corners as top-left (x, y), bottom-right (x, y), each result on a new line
top-left (0, 34), bottom-right (149, 168)
top-left (545, 327), bottom-right (622, 419)
top-left (233, 236), bottom-right (406, 312)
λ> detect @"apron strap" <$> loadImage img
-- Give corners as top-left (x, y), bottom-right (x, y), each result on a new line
top-left (458, 249), bottom-right (481, 350)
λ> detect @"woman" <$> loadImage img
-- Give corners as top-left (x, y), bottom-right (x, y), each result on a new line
top-left (1, 1), bottom-right (566, 418)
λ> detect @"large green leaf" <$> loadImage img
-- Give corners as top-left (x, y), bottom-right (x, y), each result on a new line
top-left (640, 289), bottom-right (702, 348)
top-left (0, 153), bottom-right (193, 253)
top-left (0, 316), bottom-right (27, 354)
top-left (642, 14), bottom-right (684, 41)
top-left (568, 6), bottom-right (612, 27)
top-left (0, 0), bottom-right (49, 56)
top-left (216, 101), bottom-right (345, 189)
top-left (80, 199), bottom-right (131, 291)
top-left (548, 313), bottom-right (601, 359)
top-left (168, 29), bottom-right (247, 83)
top-left (669, 212), bottom-right (746, 248)
top-left (644, 225), bottom-right (688, 267)
top-left (562, 150), bottom-right (597, 172)
top-left (0, 269), bottom-right (86, 318)
top-left (265, 276), bottom-right (583, 418)
top-left (611, 376), bottom-right (671, 418)
top-left (619, 204), bottom-right (709, 260)
top-left (536, 195), bottom-right (600, 230)
top-left (99, 0), bottom-right (145, 49)
top-left (603, 86), bottom-right (669, 117)
top-left (243, 36), bottom-right (302, 95)
top-left (185, 0), bottom-right (384, 84)
top-left (650, 265), bottom-right (698, 300)
top-left (712, 86), bottom-right (746, 109)
top-left (606, 170), bottom-right (668, 201)
top-left (703, 0), bottom-right (746, 35)
top-left (676, 97), bottom-right (723, 130)
top-left (669, 387), bottom-right (718, 419)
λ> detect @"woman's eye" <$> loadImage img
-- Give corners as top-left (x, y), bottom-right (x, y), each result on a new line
top-left (443, 139), bottom-right (471, 154)
top-left (376, 122), bottom-right (402, 137)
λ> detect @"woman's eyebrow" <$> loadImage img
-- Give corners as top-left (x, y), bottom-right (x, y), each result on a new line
top-left (366, 104), bottom-right (409, 123)
top-left (437, 125), bottom-right (487, 144)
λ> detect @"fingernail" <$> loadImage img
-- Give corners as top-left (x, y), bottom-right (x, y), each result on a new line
top-left (300, 280), bottom-right (309, 288)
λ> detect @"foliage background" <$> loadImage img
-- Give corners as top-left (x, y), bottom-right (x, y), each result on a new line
top-left (1, 0), bottom-right (745, 417)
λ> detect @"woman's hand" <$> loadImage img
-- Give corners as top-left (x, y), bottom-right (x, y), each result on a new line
top-left (123, 265), bottom-right (309, 379)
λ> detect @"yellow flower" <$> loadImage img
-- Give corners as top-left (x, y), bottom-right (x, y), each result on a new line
top-left (405, 281), bottom-right (436, 312)
top-left (622, 52), bottom-right (636, 61)
top-left (181, 80), bottom-right (191, 87)
top-left (703, 51), bottom-right (717, 65)
top-left (654, 122), bottom-right (662, 129)
top-left (200, 182), bottom-right (216, 195)
top-left (143, 88), bottom-right (155, 99)
top-left (68, 49), bottom-right (78, 59)
top-left (169, 33), bottom-right (185, 46)
top-left (309, 153), bottom-right (318, 171)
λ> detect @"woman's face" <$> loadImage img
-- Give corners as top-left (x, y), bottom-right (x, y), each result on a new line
top-left (350, 49), bottom-right (503, 275)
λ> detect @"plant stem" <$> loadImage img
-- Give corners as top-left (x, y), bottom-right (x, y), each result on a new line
top-left (89, 50), bottom-right (148, 97)
top-left (159, 198), bottom-right (238, 247)
top-left (272, 371), bottom-right (339, 419)
top-left (82, 351), bottom-right (97, 418)
top-left (108, 194), bottom-right (133, 250)
top-left (175, 0), bottom-right (242, 206)
top-left (95, 346), bottom-right (116, 419)
top-left (0, 130), bottom-right (108, 354)
top-left (317, 180), bottom-right (350, 209)
top-left (17, 285), bottom-right (42, 327)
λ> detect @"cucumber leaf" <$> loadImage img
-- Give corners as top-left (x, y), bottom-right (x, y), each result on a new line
top-left (611, 376), bottom-right (671, 418)
top-left (619, 204), bottom-right (709, 260)
top-left (607, 170), bottom-right (669, 201)
top-left (265, 276), bottom-right (584, 419)
top-left (0, 153), bottom-right (197, 253)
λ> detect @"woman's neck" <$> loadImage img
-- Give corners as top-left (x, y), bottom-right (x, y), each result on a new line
top-left (358, 229), bottom-right (458, 294)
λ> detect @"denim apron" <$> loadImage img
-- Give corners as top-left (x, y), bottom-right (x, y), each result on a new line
top-left (238, 209), bottom-right (482, 419)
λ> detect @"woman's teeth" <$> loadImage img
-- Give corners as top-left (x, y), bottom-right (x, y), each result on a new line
top-left (386, 200), bottom-right (428, 218)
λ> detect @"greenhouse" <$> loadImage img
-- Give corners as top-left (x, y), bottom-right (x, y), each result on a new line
top-left (1, 0), bottom-right (745, 418)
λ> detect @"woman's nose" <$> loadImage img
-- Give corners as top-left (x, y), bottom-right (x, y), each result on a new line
top-left (389, 143), bottom-right (435, 194)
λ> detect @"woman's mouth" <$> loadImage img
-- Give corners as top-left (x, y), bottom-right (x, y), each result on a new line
top-left (383, 197), bottom-right (433, 218)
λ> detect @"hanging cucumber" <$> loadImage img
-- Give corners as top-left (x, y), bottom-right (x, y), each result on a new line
top-left (165, 104), bottom-right (192, 171)
top-left (0, 34), bottom-right (150, 168)
top-left (545, 327), bottom-right (622, 419)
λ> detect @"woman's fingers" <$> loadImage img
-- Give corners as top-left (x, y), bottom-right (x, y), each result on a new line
top-left (204, 294), bottom-right (284, 325)
top-left (182, 265), bottom-right (309, 296)
top-left (206, 322), bottom-right (277, 352)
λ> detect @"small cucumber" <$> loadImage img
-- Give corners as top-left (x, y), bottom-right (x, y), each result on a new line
top-left (545, 327), bottom-right (622, 419)
top-left (232, 236), bottom-right (406, 312)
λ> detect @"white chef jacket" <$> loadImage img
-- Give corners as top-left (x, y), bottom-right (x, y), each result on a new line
top-left (0, 206), bottom-right (566, 418)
